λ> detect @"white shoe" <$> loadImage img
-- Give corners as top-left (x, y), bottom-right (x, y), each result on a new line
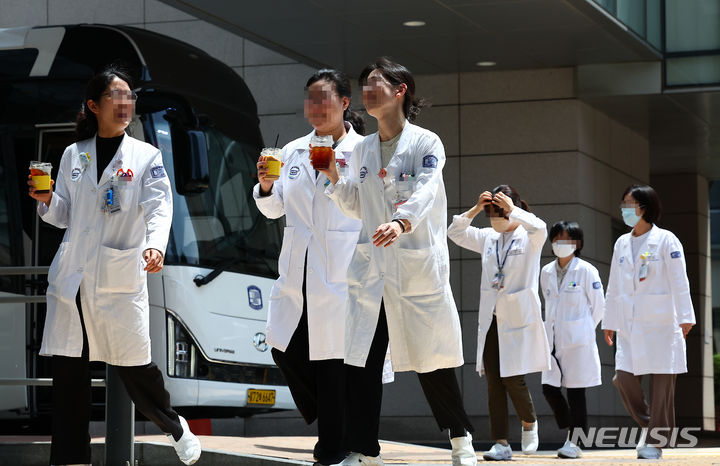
top-left (331, 452), bottom-right (384, 465)
top-left (482, 443), bottom-right (512, 461)
top-left (169, 416), bottom-right (201, 465)
top-left (557, 439), bottom-right (582, 459)
top-left (637, 445), bottom-right (662, 459)
top-left (450, 432), bottom-right (477, 466)
top-left (636, 427), bottom-right (648, 450)
top-left (521, 420), bottom-right (539, 454)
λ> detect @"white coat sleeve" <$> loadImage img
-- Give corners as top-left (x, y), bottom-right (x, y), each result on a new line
top-left (508, 207), bottom-right (547, 250)
top-left (325, 144), bottom-right (362, 220)
top-left (447, 215), bottom-right (490, 255)
top-left (253, 176), bottom-right (285, 219)
top-left (37, 147), bottom-right (72, 228)
top-left (140, 151), bottom-right (173, 255)
top-left (602, 240), bottom-right (622, 331)
top-left (585, 264), bottom-right (605, 328)
top-left (392, 135), bottom-right (444, 229)
top-left (665, 233), bottom-right (696, 325)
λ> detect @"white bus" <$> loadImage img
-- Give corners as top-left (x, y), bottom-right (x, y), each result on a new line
top-left (0, 24), bottom-right (293, 428)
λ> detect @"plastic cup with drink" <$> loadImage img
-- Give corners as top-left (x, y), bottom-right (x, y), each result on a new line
top-left (261, 147), bottom-right (283, 180)
top-left (29, 161), bottom-right (52, 194)
top-left (309, 134), bottom-right (333, 170)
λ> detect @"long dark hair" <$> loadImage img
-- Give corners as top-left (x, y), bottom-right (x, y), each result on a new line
top-left (306, 69), bottom-right (365, 136)
top-left (75, 65), bottom-right (134, 141)
top-left (359, 56), bottom-right (427, 122)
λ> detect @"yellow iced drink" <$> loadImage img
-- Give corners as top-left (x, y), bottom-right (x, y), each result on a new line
top-left (29, 161), bottom-right (52, 193)
top-left (262, 148), bottom-right (283, 179)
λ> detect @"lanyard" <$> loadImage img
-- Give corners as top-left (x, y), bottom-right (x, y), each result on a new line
top-left (495, 238), bottom-right (515, 273)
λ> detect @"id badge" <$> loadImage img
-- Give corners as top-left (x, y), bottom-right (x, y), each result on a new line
top-left (102, 178), bottom-right (122, 215)
top-left (492, 271), bottom-right (505, 290)
top-left (638, 262), bottom-right (648, 281)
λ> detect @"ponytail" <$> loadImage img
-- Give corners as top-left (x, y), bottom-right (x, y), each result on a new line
top-left (75, 64), bottom-right (134, 142)
top-left (359, 56), bottom-right (428, 122)
top-left (344, 108), bottom-right (366, 136)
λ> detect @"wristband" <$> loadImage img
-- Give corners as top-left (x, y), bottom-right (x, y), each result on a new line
top-left (392, 219), bottom-right (406, 233)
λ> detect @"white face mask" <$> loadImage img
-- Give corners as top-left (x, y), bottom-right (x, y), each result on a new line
top-left (552, 242), bottom-right (576, 259)
top-left (490, 217), bottom-right (510, 232)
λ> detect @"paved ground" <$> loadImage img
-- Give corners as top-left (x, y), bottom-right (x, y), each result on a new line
top-left (1, 435), bottom-right (719, 465)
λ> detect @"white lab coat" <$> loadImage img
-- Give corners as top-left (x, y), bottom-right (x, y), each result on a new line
top-left (602, 225), bottom-right (695, 375)
top-left (254, 125), bottom-right (363, 360)
top-left (448, 208), bottom-right (551, 377)
top-left (38, 134), bottom-right (172, 366)
top-left (326, 122), bottom-right (463, 373)
top-left (540, 257), bottom-right (604, 388)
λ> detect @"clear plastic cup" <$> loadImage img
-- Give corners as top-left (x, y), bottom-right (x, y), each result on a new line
top-left (29, 161), bottom-right (52, 193)
top-left (262, 147), bottom-right (283, 179)
top-left (309, 134), bottom-right (333, 170)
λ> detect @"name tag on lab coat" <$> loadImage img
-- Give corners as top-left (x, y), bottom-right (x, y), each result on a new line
top-left (508, 247), bottom-right (524, 256)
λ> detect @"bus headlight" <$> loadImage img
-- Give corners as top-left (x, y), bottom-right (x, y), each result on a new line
top-left (166, 314), bottom-right (197, 379)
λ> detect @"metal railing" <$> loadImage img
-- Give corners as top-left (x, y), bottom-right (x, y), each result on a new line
top-left (0, 266), bottom-right (133, 466)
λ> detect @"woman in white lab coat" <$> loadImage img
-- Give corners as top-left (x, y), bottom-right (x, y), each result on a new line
top-left (254, 69), bottom-right (364, 465)
top-left (540, 221), bottom-right (604, 459)
top-left (321, 57), bottom-right (475, 466)
top-left (448, 185), bottom-right (550, 461)
top-left (27, 66), bottom-right (200, 465)
top-left (602, 184), bottom-right (695, 460)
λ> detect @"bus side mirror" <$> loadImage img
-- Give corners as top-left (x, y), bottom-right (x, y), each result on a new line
top-left (172, 129), bottom-right (209, 195)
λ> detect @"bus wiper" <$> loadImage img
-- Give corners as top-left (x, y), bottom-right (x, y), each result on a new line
top-left (193, 256), bottom-right (240, 287)
top-left (193, 246), bottom-right (274, 287)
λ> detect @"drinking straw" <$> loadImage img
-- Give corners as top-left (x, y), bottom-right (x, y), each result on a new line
top-left (274, 134), bottom-right (280, 148)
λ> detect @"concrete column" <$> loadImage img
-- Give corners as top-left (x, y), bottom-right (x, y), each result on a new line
top-left (650, 174), bottom-right (715, 431)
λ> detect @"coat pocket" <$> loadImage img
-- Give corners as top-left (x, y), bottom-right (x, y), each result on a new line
top-left (278, 226), bottom-right (294, 277)
top-left (325, 230), bottom-right (359, 284)
top-left (636, 294), bottom-right (675, 325)
top-left (97, 245), bottom-right (143, 293)
top-left (497, 287), bottom-right (539, 329)
top-left (398, 246), bottom-right (443, 296)
top-left (558, 317), bottom-right (593, 349)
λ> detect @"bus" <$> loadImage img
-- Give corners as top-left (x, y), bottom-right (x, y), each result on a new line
top-left (0, 24), bottom-right (292, 426)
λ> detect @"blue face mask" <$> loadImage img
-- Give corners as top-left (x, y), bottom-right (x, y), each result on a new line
top-left (621, 207), bottom-right (641, 228)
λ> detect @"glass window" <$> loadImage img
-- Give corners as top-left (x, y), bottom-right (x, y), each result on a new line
top-left (666, 55), bottom-right (720, 86)
top-left (666, 0), bottom-right (720, 52)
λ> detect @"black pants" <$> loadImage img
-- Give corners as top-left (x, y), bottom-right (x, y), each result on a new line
top-left (271, 271), bottom-right (345, 465)
top-left (49, 295), bottom-right (183, 465)
top-left (345, 302), bottom-right (474, 457)
top-left (542, 385), bottom-right (587, 433)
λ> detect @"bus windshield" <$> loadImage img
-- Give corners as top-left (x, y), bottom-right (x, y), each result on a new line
top-left (149, 111), bottom-right (281, 278)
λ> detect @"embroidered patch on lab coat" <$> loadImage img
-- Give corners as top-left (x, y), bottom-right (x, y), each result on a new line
top-left (619, 256), bottom-right (625, 264)
top-left (150, 166), bottom-right (166, 178)
top-left (592, 281), bottom-right (601, 289)
top-left (71, 168), bottom-right (82, 181)
top-left (422, 154), bottom-right (438, 168)
top-left (670, 251), bottom-right (682, 259)
top-left (359, 166), bottom-right (368, 182)
top-left (288, 166), bottom-right (300, 179)
top-left (508, 247), bottom-right (524, 256)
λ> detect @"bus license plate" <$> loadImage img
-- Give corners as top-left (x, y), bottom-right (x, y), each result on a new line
top-left (247, 389), bottom-right (276, 405)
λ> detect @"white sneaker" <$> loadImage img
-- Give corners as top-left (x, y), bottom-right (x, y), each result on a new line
top-left (331, 452), bottom-right (384, 465)
top-left (636, 427), bottom-right (648, 450)
top-left (521, 420), bottom-right (539, 454)
top-left (637, 445), bottom-right (662, 459)
top-left (169, 416), bottom-right (201, 465)
top-left (450, 432), bottom-right (477, 466)
top-left (557, 439), bottom-right (582, 459)
top-left (482, 443), bottom-right (512, 461)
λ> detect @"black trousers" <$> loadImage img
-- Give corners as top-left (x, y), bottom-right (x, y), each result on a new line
top-left (49, 294), bottom-right (183, 465)
top-left (271, 271), bottom-right (345, 464)
top-left (345, 302), bottom-right (474, 457)
top-left (542, 384), bottom-right (587, 433)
